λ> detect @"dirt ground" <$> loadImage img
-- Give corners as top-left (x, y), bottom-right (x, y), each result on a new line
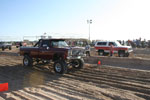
top-left (0, 47), bottom-right (150, 100)
top-left (133, 48), bottom-right (150, 59)
top-left (90, 47), bottom-right (150, 59)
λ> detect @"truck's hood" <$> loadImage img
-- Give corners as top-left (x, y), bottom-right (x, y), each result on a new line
top-left (117, 45), bottom-right (132, 49)
top-left (20, 46), bottom-right (38, 50)
top-left (71, 46), bottom-right (85, 49)
top-left (20, 46), bottom-right (86, 56)
top-left (116, 45), bottom-right (133, 52)
top-left (20, 46), bottom-right (36, 48)
top-left (69, 46), bottom-right (86, 56)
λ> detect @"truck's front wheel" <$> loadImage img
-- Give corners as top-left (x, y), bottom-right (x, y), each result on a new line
top-left (125, 53), bottom-right (129, 57)
top-left (54, 60), bottom-right (67, 74)
top-left (9, 46), bottom-right (12, 50)
top-left (118, 51), bottom-right (125, 57)
top-left (98, 50), bottom-right (104, 56)
top-left (2, 47), bottom-right (5, 51)
top-left (72, 59), bottom-right (84, 69)
top-left (23, 55), bottom-right (33, 67)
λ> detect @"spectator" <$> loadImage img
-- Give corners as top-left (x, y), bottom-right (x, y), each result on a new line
top-left (85, 43), bottom-right (91, 56)
top-left (109, 43), bottom-right (114, 56)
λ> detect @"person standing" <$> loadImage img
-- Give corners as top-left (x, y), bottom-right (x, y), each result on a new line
top-left (110, 43), bottom-right (114, 56)
top-left (85, 43), bottom-right (91, 56)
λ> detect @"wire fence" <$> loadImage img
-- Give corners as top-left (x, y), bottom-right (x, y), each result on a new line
top-left (0, 36), bottom-right (22, 42)
top-left (0, 33), bottom-right (88, 42)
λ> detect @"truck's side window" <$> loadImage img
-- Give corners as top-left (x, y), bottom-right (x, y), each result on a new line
top-left (109, 42), bottom-right (116, 46)
top-left (41, 40), bottom-right (50, 47)
top-left (51, 41), bottom-right (58, 48)
top-left (97, 42), bottom-right (107, 46)
top-left (34, 41), bottom-right (40, 47)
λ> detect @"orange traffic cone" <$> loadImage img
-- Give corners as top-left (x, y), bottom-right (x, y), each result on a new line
top-left (0, 83), bottom-right (8, 92)
top-left (98, 61), bottom-right (101, 65)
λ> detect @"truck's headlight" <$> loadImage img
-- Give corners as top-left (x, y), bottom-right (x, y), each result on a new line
top-left (77, 56), bottom-right (81, 59)
top-left (79, 52), bottom-right (83, 55)
top-left (68, 50), bottom-right (72, 56)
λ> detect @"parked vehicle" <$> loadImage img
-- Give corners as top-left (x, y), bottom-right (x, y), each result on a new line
top-left (94, 41), bottom-right (133, 57)
top-left (0, 42), bottom-right (12, 51)
top-left (19, 39), bottom-right (86, 74)
top-left (15, 42), bottom-right (22, 48)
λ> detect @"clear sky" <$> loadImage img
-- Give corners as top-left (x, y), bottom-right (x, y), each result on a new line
top-left (0, 0), bottom-right (150, 41)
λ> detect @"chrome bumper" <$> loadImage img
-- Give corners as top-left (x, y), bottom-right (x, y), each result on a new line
top-left (67, 56), bottom-right (82, 60)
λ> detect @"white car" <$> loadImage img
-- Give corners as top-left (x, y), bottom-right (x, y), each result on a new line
top-left (94, 41), bottom-right (133, 57)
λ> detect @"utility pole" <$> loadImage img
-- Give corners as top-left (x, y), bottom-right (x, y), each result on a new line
top-left (87, 19), bottom-right (92, 41)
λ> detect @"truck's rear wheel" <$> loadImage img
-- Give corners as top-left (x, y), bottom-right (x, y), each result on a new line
top-left (9, 46), bottom-right (12, 50)
top-left (118, 51), bottom-right (125, 57)
top-left (72, 59), bottom-right (84, 69)
top-left (23, 55), bottom-right (33, 67)
top-left (125, 53), bottom-right (129, 57)
top-left (54, 60), bottom-right (67, 74)
top-left (2, 47), bottom-right (5, 51)
top-left (98, 50), bottom-right (104, 56)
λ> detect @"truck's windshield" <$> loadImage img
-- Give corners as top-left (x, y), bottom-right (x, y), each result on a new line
top-left (115, 41), bottom-right (122, 46)
top-left (51, 41), bottom-right (68, 48)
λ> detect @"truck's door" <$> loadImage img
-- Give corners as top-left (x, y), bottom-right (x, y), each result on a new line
top-left (29, 41), bottom-right (40, 58)
top-left (39, 40), bottom-right (53, 59)
top-left (108, 42), bottom-right (117, 53)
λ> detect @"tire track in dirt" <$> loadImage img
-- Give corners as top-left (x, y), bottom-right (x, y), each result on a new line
top-left (24, 88), bottom-right (68, 100)
top-left (0, 55), bottom-right (150, 100)
top-left (66, 72), bottom-right (150, 96)
top-left (1, 69), bottom-right (149, 100)
top-left (45, 81), bottom-right (101, 100)
top-left (80, 67), bottom-right (150, 83)
top-left (39, 77), bottom-right (113, 100)
top-left (32, 72), bottom-right (103, 100)
top-left (72, 69), bottom-right (150, 88)
top-left (66, 68), bottom-right (150, 97)
top-left (44, 77), bottom-right (145, 100)
top-left (64, 72), bottom-right (150, 100)
top-left (39, 85), bottom-right (90, 100)
top-left (11, 91), bottom-right (42, 100)
top-left (60, 76), bottom-right (150, 100)
top-left (79, 69), bottom-right (150, 86)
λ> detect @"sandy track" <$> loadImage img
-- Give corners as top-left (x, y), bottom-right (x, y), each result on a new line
top-left (0, 54), bottom-right (150, 100)
top-left (0, 47), bottom-right (150, 100)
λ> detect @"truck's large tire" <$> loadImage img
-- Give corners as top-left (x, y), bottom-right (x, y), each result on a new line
top-left (23, 55), bottom-right (33, 67)
top-left (9, 46), bottom-right (12, 50)
top-left (72, 59), bottom-right (84, 69)
top-left (98, 50), bottom-right (104, 56)
top-left (118, 51), bottom-right (125, 57)
top-left (53, 60), bottom-right (67, 74)
top-left (125, 53), bottom-right (129, 57)
top-left (2, 47), bottom-right (5, 51)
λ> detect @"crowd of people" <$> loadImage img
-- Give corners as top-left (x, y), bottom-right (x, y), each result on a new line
top-left (91, 38), bottom-right (150, 48)
top-left (118, 38), bottom-right (150, 48)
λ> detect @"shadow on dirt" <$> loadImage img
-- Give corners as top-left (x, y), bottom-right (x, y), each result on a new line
top-left (0, 62), bottom-right (79, 92)
top-left (0, 51), bottom-right (19, 56)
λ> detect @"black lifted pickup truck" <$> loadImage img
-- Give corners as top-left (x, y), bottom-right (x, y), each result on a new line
top-left (20, 39), bottom-right (85, 74)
